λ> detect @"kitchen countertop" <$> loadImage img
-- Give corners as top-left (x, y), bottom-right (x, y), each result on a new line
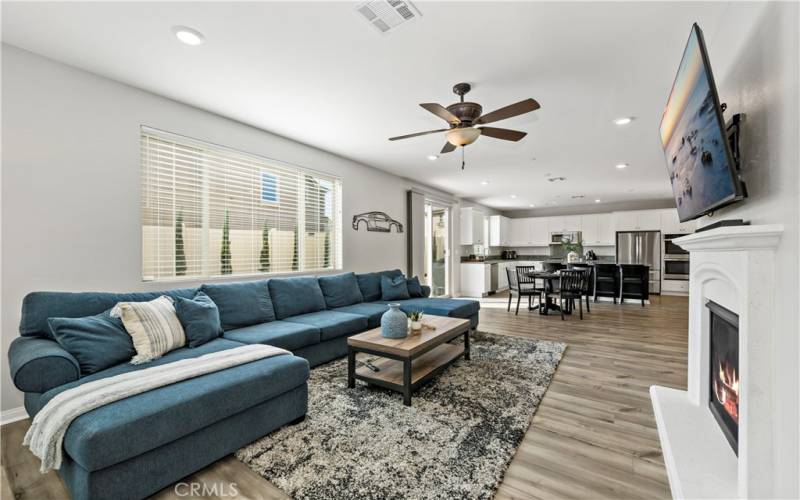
top-left (460, 257), bottom-right (617, 265)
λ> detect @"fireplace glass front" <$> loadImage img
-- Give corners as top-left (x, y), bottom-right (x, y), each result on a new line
top-left (707, 300), bottom-right (739, 454)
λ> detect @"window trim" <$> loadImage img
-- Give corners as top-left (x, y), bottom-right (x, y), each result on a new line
top-left (140, 126), bottom-right (343, 283)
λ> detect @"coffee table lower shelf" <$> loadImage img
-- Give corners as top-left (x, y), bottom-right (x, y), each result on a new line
top-left (351, 343), bottom-right (465, 406)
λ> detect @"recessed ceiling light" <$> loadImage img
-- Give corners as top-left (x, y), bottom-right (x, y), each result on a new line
top-left (529, 204), bottom-right (535, 208)
top-left (616, 163), bottom-right (629, 169)
top-left (510, 194), bottom-right (517, 198)
top-left (172, 26), bottom-right (206, 46)
top-left (595, 199), bottom-right (601, 203)
top-left (614, 117), bottom-right (633, 125)
top-left (480, 180), bottom-right (489, 185)
top-left (427, 155), bottom-right (438, 161)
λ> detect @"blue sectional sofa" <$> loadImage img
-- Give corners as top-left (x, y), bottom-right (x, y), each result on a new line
top-left (8, 269), bottom-right (479, 500)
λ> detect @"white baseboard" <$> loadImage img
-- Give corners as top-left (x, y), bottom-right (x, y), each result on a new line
top-left (1, 406), bottom-right (29, 425)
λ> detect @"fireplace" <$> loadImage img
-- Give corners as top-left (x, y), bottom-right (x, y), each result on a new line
top-left (707, 300), bottom-right (739, 454)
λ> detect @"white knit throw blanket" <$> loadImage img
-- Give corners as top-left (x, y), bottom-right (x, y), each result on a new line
top-left (24, 344), bottom-right (290, 473)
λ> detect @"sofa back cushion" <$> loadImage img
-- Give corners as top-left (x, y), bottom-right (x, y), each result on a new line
top-left (200, 280), bottom-right (275, 331)
top-left (20, 288), bottom-right (198, 339)
top-left (318, 273), bottom-right (363, 308)
top-left (48, 311), bottom-right (135, 375)
top-left (406, 276), bottom-right (424, 298)
top-left (268, 277), bottom-right (327, 319)
top-left (356, 269), bottom-right (403, 302)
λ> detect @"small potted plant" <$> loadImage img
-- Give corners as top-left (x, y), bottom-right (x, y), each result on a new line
top-left (408, 310), bottom-right (424, 334)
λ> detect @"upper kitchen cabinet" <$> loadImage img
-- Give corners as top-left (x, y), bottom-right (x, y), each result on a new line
top-left (460, 207), bottom-right (487, 245)
top-left (659, 208), bottom-right (696, 234)
top-left (547, 215), bottom-right (582, 233)
top-left (614, 210), bottom-right (662, 231)
top-left (489, 215), bottom-right (511, 246)
top-left (580, 214), bottom-right (615, 246)
top-left (509, 217), bottom-right (530, 246)
top-left (530, 217), bottom-right (550, 245)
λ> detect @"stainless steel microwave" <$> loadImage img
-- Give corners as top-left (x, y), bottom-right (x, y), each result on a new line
top-left (550, 231), bottom-right (581, 244)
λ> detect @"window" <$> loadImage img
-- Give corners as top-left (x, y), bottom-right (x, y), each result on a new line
top-left (141, 127), bottom-right (342, 282)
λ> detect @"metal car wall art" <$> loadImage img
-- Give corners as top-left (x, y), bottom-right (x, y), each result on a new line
top-left (352, 211), bottom-right (404, 233)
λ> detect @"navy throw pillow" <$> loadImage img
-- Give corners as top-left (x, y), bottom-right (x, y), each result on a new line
top-left (406, 276), bottom-right (424, 298)
top-left (381, 275), bottom-right (410, 301)
top-left (48, 311), bottom-right (136, 375)
top-left (174, 292), bottom-right (223, 348)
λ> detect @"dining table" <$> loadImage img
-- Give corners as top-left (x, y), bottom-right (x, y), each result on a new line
top-left (524, 270), bottom-right (572, 316)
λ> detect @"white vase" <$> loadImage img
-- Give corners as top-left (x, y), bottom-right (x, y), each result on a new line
top-left (567, 251), bottom-right (580, 263)
top-left (410, 321), bottom-right (422, 332)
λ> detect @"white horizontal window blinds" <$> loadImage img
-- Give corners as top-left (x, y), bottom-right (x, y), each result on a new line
top-left (141, 128), bottom-right (342, 282)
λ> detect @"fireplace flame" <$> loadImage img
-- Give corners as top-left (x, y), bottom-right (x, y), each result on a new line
top-left (713, 360), bottom-right (739, 423)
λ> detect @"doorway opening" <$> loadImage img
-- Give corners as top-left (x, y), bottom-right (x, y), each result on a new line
top-left (424, 204), bottom-right (450, 297)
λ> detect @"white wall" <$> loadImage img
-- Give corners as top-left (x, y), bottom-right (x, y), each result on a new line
top-left (0, 45), bottom-right (450, 413)
top-left (699, 3), bottom-right (799, 497)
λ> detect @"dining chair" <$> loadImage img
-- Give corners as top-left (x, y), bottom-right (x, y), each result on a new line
top-left (544, 269), bottom-right (585, 320)
top-left (509, 266), bottom-right (545, 315)
top-left (568, 264), bottom-right (593, 314)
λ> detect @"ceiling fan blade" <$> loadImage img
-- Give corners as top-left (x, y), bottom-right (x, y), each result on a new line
top-left (478, 127), bottom-right (527, 141)
top-left (420, 103), bottom-right (461, 125)
top-left (389, 128), bottom-right (449, 141)
top-left (440, 142), bottom-right (457, 154)
top-left (474, 98), bottom-right (540, 125)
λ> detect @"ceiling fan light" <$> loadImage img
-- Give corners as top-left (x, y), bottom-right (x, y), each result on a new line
top-left (446, 127), bottom-right (481, 146)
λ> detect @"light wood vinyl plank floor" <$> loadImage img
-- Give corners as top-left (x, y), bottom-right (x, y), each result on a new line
top-left (1, 294), bottom-right (687, 499)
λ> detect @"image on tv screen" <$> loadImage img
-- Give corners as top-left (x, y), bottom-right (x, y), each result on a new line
top-left (659, 25), bottom-right (737, 222)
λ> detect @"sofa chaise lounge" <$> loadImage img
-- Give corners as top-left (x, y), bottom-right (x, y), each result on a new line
top-left (8, 269), bottom-right (479, 500)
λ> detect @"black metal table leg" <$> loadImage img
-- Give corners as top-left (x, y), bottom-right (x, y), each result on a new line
top-left (347, 348), bottom-right (356, 388)
top-left (403, 359), bottom-right (412, 406)
top-left (464, 329), bottom-right (471, 360)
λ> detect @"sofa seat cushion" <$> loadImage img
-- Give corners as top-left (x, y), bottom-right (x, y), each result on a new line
top-left (332, 303), bottom-right (389, 328)
top-left (374, 298), bottom-right (480, 319)
top-left (36, 338), bottom-right (309, 472)
top-left (223, 321), bottom-right (320, 351)
top-left (199, 280), bottom-right (275, 331)
top-left (283, 311), bottom-right (368, 341)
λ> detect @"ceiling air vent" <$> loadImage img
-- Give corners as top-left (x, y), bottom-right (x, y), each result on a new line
top-left (356, 0), bottom-right (421, 34)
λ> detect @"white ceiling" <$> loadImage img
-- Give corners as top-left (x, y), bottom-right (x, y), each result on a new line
top-left (2, 1), bottom-right (732, 210)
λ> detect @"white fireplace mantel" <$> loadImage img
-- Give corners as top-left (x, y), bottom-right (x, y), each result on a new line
top-left (650, 223), bottom-right (784, 500)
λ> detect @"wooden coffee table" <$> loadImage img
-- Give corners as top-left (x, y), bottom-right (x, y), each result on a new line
top-left (347, 315), bottom-right (471, 406)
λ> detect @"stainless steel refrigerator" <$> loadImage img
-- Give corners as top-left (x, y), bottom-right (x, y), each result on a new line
top-left (616, 231), bottom-right (662, 294)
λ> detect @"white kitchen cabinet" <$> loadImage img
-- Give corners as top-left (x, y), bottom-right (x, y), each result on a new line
top-left (614, 212), bottom-right (639, 231)
top-left (547, 216), bottom-right (565, 233)
top-left (460, 263), bottom-right (490, 297)
top-left (530, 217), bottom-right (549, 245)
top-left (597, 214), bottom-right (615, 245)
top-left (581, 215), bottom-right (598, 244)
top-left (660, 209), bottom-right (696, 234)
top-left (614, 210), bottom-right (662, 231)
top-left (489, 215), bottom-right (511, 246)
top-left (564, 215), bottom-right (582, 231)
top-left (460, 207), bottom-right (486, 245)
top-left (497, 262), bottom-right (509, 290)
top-left (509, 218), bottom-right (530, 246)
top-left (637, 211), bottom-right (661, 230)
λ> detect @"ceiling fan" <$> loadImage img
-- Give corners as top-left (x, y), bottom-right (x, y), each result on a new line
top-left (389, 83), bottom-right (540, 168)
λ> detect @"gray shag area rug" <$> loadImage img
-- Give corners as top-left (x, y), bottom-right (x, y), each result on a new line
top-left (236, 331), bottom-right (566, 500)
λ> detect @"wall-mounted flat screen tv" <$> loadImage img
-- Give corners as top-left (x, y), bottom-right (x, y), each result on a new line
top-left (659, 23), bottom-right (745, 222)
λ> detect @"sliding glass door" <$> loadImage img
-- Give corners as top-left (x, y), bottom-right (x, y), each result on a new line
top-left (424, 203), bottom-right (449, 297)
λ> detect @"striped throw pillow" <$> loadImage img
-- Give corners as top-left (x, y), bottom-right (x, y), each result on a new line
top-left (111, 296), bottom-right (186, 364)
